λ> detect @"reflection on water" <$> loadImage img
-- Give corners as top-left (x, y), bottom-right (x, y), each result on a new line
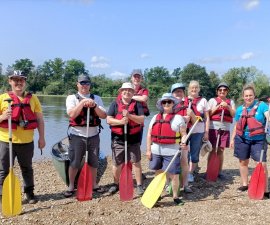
top-left (34, 96), bottom-right (158, 160)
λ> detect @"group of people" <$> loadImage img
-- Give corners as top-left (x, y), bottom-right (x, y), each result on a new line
top-left (0, 69), bottom-right (269, 208)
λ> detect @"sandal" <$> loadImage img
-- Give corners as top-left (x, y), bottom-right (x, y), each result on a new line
top-left (93, 186), bottom-right (105, 193)
top-left (64, 190), bottom-right (75, 198)
top-left (173, 198), bottom-right (184, 206)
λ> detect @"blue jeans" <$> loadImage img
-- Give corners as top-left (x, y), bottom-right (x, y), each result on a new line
top-left (189, 133), bottom-right (204, 163)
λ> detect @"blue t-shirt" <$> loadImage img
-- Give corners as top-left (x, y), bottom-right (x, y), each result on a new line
top-left (235, 100), bottom-right (268, 140)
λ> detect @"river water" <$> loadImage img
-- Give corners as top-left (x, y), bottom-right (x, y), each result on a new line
top-left (33, 96), bottom-right (157, 160)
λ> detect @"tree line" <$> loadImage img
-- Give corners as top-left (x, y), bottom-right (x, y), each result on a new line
top-left (0, 58), bottom-right (269, 103)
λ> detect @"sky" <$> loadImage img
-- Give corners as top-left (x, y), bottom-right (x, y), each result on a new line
top-left (0, 0), bottom-right (270, 79)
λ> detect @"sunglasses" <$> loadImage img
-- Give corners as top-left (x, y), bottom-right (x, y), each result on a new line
top-left (218, 88), bottom-right (228, 92)
top-left (79, 81), bottom-right (90, 86)
top-left (11, 78), bottom-right (26, 82)
top-left (161, 100), bottom-right (173, 105)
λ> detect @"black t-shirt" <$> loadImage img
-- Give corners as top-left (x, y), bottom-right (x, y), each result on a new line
top-left (107, 100), bottom-right (144, 144)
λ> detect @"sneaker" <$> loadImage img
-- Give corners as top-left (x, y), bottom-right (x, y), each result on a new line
top-left (264, 192), bottom-right (270, 199)
top-left (136, 185), bottom-right (144, 196)
top-left (237, 186), bottom-right (248, 192)
top-left (188, 173), bottom-right (194, 183)
top-left (173, 198), bottom-right (184, 206)
top-left (184, 186), bottom-right (193, 193)
top-left (26, 192), bottom-right (37, 204)
top-left (108, 184), bottom-right (119, 195)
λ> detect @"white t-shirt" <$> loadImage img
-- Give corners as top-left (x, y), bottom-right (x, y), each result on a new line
top-left (208, 98), bottom-right (235, 131)
top-left (189, 97), bottom-right (210, 133)
top-left (66, 92), bottom-right (106, 137)
top-left (149, 114), bottom-right (186, 156)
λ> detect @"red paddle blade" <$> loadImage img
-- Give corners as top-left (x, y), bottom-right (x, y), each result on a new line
top-left (77, 163), bottom-right (93, 201)
top-left (206, 152), bottom-right (220, 182)
top-left (119, 161), bottom-right (133, 201)
top-left (248, 163), bottom-right (265, 200)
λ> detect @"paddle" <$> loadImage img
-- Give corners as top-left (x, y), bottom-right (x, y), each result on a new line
top-left (141, 117), bottom-right (202, 209)
top-left (248, 147), bottom-right (266, 200)
top-left (119, 121), bottom-right (134, 201)
top-left (77, 107), bottom-right (92, 201)
top-left (206, 109), bottom-right (224, 182)
top-left (2, 98), bottom-right (22, 217)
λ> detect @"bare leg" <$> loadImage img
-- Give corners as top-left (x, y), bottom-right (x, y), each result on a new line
top-left (112, 164), bottom-right (121, 184)
top-left (181, 150), bottom-right (189, 187)
top-left (133, 161), bottom-right (142, 185)
top-left (262, 163), bottom-right (269, 192)
top-left (91, 167), bottom-right (98, 189)
top-left (218, 148), bottom-right (224, 172)
top-left (68, 166), bottom-right (78, 191)
top-left (170, 174), bottom-right (180, 199)
top-left (239, 159), bottom-right (249, 186)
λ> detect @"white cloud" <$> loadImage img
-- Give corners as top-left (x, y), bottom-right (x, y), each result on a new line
top-left (140, 53), bottom-right (150, 59)
top-left (110, 71), bottom-right (127, 79)
top-left (90, 56), bottom-right (110, 69)
top-left (241, 52), bottom-right (254, 60)
top-left (243, 0), bottom-right (260, 11)
top-left (197, 52), bottom-right (255, 64)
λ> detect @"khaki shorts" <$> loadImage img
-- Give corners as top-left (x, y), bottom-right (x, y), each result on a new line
top-left (69, 134), bottom-right (100, 168)
top-left (111, 139), bottom-right (141, 166)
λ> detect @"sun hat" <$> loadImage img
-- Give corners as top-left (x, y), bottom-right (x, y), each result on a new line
top-left (156, 93), bottom-right (179, 111)
top-left (131, 69), bottom-right (143, 77)
top-left (171, 83), bottom-right (185, 93)
top-left (217, 82), bottom-right (229, 90)
top-left (118, 82), bottom-right (135, 92)
top-left (78, 73), bottom-right (91, 83)
top-left (200, 140), bottom-right (212, 157)
top-left (8, 70), bottom-right (27, 79)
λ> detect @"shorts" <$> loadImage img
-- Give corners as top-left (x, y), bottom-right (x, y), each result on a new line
top-left (189, 133), bottom-right (204, 163)
top-left (209, 129), bottom-right (230, 149)
top-left (69, 134), bottom-right (100, 168)
top-left (149, 153), bottom-right (180, 175)
top-left (111, 139), bottom-right (141, 166)
top-left (234, 135), bottom-right (267, 162)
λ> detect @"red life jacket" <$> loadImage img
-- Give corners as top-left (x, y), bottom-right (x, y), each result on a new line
top-left (210, 97), bottom-right (233, 123)
top-left (135, 86), bottom-right (150, 116)
top-left (0, 92), bottom-right (38, 130)
top-left (236, 101), bottom-right (264, 137)
top-left (69, 93), bottom-right (102, 129)
top-left (151, 113), bottom-right (181, 144)
top-left (174, 97), bottom-right (189, 116)
top-left (110, 99), bottom-right (141, 135)
top-left (190, 96), bottom-right (204, 117)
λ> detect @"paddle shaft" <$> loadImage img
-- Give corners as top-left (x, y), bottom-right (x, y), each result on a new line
top-left (164, 117), bottom-right (200, 174)
top-left (124, 124), bottom-right (127, 164)
top-left (5, 99), bottom-right (13, 169)
top-left (215, 109), bottom-right (224, 152)
top-left (85, 107), bottom-right (90, 162)
top-left (265, 103), bottom-right (270, 133)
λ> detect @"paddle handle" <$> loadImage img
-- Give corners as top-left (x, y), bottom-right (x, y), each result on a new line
top-left (259, 149), bottom-right (264, 163)
top-left (85, 107), bottom-right (90, 163)
top-left (215, 109), bottom-right (225, 151)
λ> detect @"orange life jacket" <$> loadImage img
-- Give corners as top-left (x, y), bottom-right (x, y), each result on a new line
top-left (151, 113), bottom-right (181, 144)
top-left (135, 86), bottom-right (150, 116)
top-left (210, 98), bottom-right (233, 123)
top-left (0, 92), bottom-right (38, 130)
top-left (110, 99), bottom-right (141, 135)
top-left (236, 102), bottom-right (264, 137)
top-left (69, 93), bottom-right (102, 129)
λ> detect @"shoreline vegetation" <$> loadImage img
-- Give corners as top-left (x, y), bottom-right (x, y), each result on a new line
top-left (2, 150), bottom-right (270, 224)
top-left (1, 59), bottom-right (269, 101)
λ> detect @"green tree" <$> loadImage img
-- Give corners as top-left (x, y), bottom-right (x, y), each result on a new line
top-left (12, 58), bottom-right (35, 75)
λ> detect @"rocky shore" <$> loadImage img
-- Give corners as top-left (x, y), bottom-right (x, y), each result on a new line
top-left (1, 149), bottom-right (270, 225)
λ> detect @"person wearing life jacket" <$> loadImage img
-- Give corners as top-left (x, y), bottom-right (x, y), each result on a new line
top-left (64, 73), bottom-right (107, 197)
top-left (187, 80), bottom-right (210, 183)
top-left (0, 70), bottom-right (45, 204)
top-left (208, 82), bottom-right (235, 180)
top-left (146, 93), bottom-right (187, 205)
top-left (171, 83), bottom-right (196, 193)
top-left (230, 84), bottom-right (269, 197)
top-left (107, 82), bottom-right (145, 196)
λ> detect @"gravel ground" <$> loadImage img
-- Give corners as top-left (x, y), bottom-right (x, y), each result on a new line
top-left (1, 148), bottom-right (270, 225)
